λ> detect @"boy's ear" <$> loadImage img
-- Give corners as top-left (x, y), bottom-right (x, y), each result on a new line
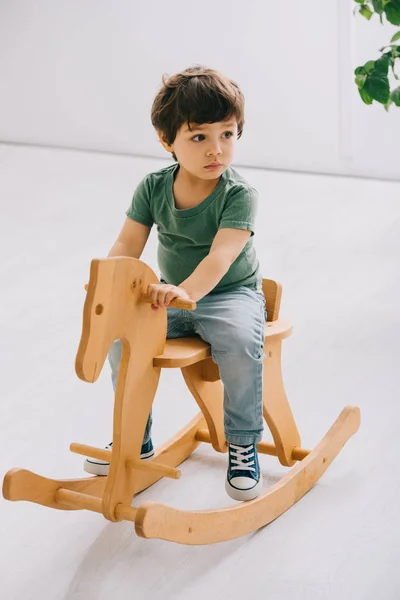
top-left (157, 131), bottom-right (174, 154)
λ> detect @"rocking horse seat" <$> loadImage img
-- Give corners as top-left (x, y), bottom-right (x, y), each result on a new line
top-left (153, 319), bottom-right (293, 368)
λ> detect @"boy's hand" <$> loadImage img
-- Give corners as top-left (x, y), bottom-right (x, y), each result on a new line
top-left (147, 283), bottom-right (191, 310)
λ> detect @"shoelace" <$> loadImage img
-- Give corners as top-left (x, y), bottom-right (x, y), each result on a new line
top-left (229, 444), bottom-right (256, 472)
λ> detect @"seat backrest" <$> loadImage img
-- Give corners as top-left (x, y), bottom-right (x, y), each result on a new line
top-left (262, 279), bottom-right (282, 322)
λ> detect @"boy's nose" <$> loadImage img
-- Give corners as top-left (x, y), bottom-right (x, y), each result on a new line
top-left (206, 144), bottom-right (222, 156)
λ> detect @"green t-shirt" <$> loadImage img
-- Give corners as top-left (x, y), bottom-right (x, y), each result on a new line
top-left (126, 163), bottom-right (262, 294)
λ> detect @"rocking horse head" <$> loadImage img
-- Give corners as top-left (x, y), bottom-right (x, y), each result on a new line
top-left (75, 257), bottom-right (166, 383)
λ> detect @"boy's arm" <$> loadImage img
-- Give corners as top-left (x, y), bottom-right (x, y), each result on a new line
top-left (179, 228), bottom-right (252, 302)
top-left (108, 217), bottom-right (151, 258)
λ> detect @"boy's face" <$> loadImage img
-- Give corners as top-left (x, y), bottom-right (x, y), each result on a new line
top-left (160, 119), bottom-right (238, 180)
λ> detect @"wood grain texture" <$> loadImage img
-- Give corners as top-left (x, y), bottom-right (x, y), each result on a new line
top-left (2, 254), bottom-right (361, 545)
top-left (262, 279), bottom-right (282, 322)
top-left (134, 407), bottom-right (361, 544)
top-left (262, 338), bottom-right (301, 466)
top-left (153, 318), bottom-right (293, 369)
top-left (3, 413), bottom-right (206, 509)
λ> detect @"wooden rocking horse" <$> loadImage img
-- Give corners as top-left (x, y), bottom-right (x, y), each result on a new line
top-left (2, 257), bottom-right (360, 545)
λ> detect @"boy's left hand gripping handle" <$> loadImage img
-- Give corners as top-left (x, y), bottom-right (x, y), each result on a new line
top-left (84, 284), bottom-right (196, 311)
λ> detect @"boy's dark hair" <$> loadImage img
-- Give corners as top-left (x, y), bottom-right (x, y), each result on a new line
top-left (151, 65), bottom-right (245, 160)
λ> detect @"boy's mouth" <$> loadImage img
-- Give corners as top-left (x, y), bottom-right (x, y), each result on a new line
top-left (204, 163), bottom-right (223, 170)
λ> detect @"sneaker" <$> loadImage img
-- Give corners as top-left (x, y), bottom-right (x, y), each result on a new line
top-left (225, 443), bottom-right (262, 501)
top-left (83, 439), bottom-right (155, 476)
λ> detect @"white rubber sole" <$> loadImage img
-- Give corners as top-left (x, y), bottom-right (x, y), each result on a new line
top-left (83, 460), bottom-right (110, 476)
top-left (84, 450), bottom-right (155, 477)
top-left (225, 473), bottom-right (263, 501)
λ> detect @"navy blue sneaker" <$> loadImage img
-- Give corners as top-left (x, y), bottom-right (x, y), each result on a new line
top-left (225, 443), bottom-right (262, 501)
top-left (139, 438), bottom-right (155, 460)
top-left (84, 439), bottom-right (155, 476)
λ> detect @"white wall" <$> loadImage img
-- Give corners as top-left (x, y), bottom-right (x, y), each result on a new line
top-left (0, 0), bottom-right (399, 180)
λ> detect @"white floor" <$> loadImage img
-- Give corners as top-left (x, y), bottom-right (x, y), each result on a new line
top-left (1, 143), bottom-right (399, 600)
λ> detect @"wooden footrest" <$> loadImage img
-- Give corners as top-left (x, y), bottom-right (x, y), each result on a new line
top-left (195, 430), bottom-right (310, 461)
top-left (70, 443), bottom-right (181, 479)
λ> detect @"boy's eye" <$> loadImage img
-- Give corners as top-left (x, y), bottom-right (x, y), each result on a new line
top-left (192, 131), bottom-right (234, 142)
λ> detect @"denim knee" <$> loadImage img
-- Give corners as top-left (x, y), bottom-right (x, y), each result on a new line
top-left (213, 326), bottom-right (264, 363)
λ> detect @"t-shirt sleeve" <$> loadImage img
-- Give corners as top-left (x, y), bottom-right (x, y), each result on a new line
top-left (125, 176), bottom-right (154, 227)
top-left (218, 185), bottom-right (258, 237)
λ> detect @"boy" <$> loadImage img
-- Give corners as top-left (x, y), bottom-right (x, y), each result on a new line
top-left (84, 65), bottom-right (267, 501)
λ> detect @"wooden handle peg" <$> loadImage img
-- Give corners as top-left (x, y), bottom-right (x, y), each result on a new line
top-left (142, 292), bottom-right (196, 311)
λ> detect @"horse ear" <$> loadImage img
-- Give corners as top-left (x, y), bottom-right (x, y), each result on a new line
top-left (84, 259), bottom-right (100, 290)
top-left (76, 259), bottom-right (104, 382)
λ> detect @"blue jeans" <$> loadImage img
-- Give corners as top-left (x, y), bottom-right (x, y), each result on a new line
top-left (108, 285), bottom-right (267, 445)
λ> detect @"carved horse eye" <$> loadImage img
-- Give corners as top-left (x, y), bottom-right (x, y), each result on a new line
top-left (95, 304), bottom-right (104, 315)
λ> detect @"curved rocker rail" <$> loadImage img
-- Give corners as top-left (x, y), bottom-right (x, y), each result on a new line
top-left (133, 406), bottom-right (360, 545)
top-left (2, 413), bottom-right (206, 510)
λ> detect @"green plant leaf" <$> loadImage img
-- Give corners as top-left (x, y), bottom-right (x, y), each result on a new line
top-left (359, 87), bottom-right (374, 104)
top-left (385, 53), bottom-right (399, 77)
top-left (364, 71), bottom-right (391, 102)
top-left (389, 50), bottom-right (400, 78)
top-left (385, 0), bottom-right (400, 25)
top-left (354, 2), bottom-right (400, 107)
top-left (355, 73), bottom-right (368, 87)
top-left (360, 4), bottom-right (374, 19)
top-left (355, 66), bottom-right (366, 75)
top-left (387, 53), bottom-right (395, 66)
top-left (372, 0), bottom-right (384, 13)
top-left (390, 85), bottom-right (400, 104)
top-left (375, 54), bottom-right (390, 72)
top-left (364, 60), bottom-right (377, 73)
